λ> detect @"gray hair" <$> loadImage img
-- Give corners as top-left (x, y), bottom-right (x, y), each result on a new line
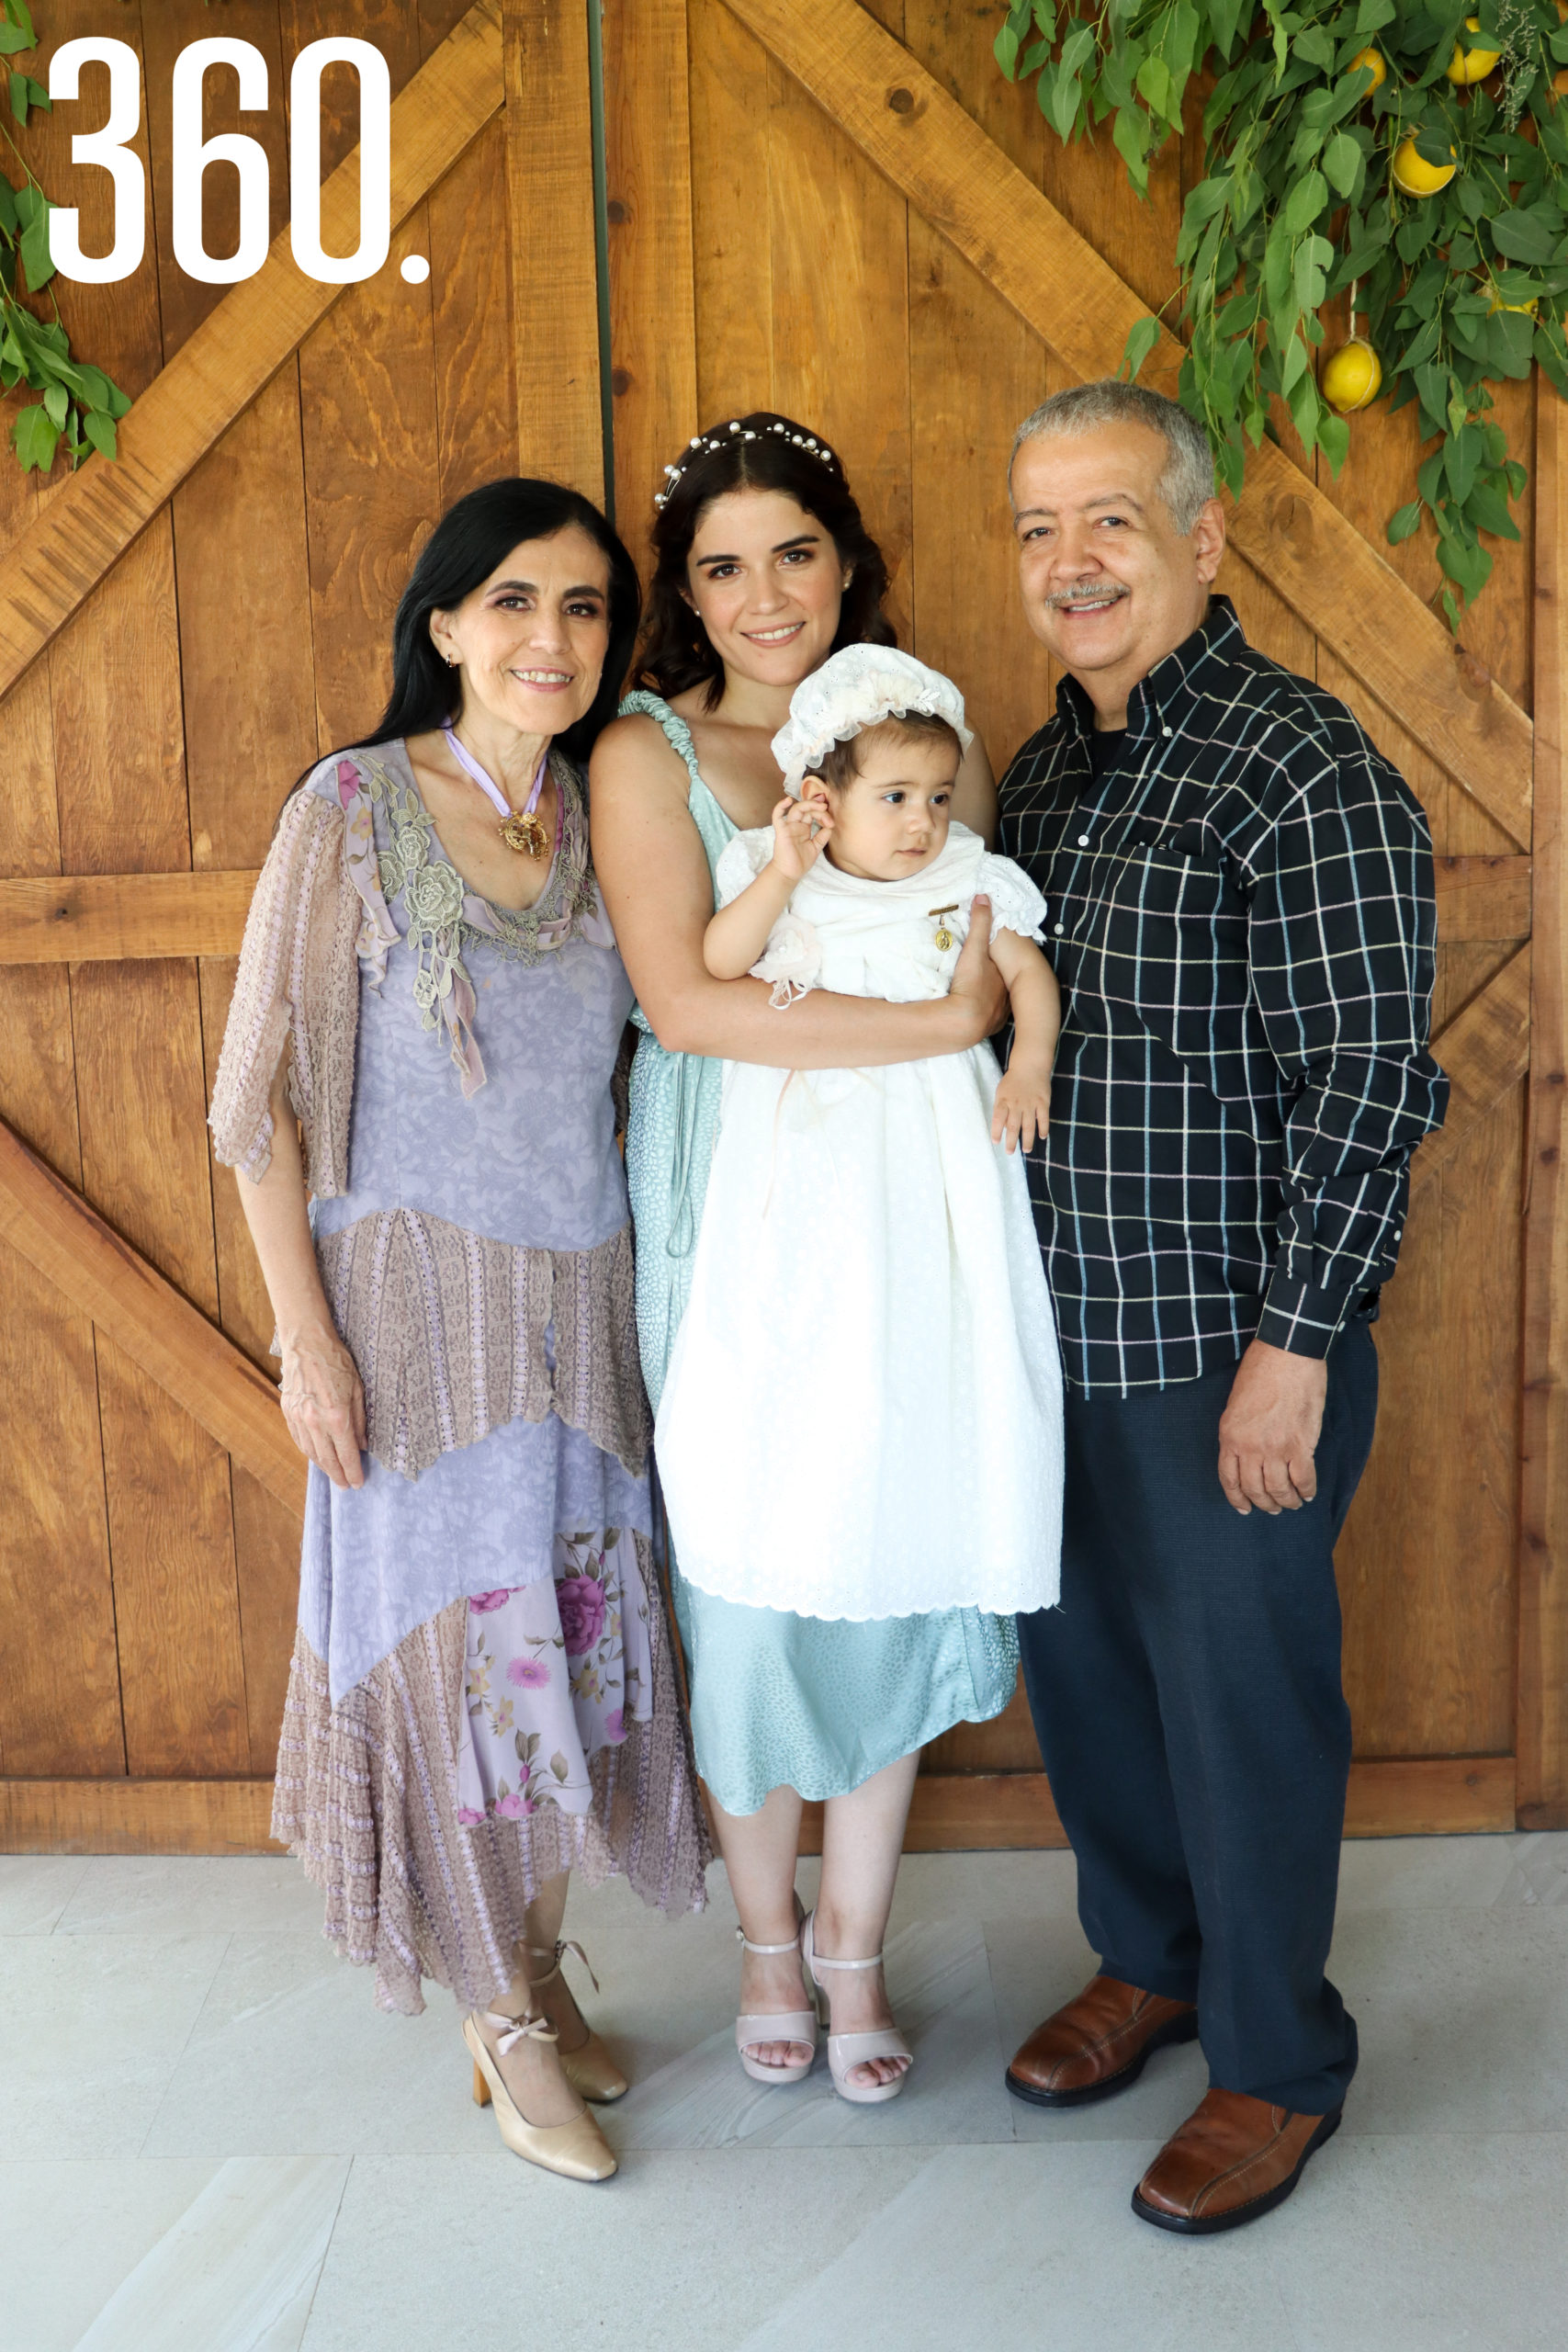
top-left (1010, 380), bottom-right (1216, 536)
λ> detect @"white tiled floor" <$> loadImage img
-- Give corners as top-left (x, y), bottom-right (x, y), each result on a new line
top-left (2, 1834), bottom-right (1565, 2351)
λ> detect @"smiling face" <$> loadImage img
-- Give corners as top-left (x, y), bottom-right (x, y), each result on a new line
top-left (1010, 423), bottom-right (1224, 724)
top-left (428, 526), bottom-right (611, 739)
top-left (683, 488), bottom-right (851, 688)
top-left (809, 722), bottom-right (959, 882)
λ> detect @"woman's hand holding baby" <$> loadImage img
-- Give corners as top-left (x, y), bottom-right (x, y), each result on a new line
top-left (771, 792), bottom-right (833, 883)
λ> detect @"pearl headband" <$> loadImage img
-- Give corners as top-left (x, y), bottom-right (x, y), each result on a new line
top-left (654, 418), bottom-right (837, 510)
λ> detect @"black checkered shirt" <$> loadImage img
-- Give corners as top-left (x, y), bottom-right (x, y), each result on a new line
top-left (1000, 595), bottom-right (1448, 1395)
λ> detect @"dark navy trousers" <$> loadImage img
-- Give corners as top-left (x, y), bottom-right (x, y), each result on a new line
top-left (1018, 1317), bottom-right (1378, 2114)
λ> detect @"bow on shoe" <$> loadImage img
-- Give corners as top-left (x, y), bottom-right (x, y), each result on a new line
top-left (480, 2008), bottom-right (559, 2058)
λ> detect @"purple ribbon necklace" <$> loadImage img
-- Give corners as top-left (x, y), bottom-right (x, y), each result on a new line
top-left (442, 724), bottom-right (549, 857)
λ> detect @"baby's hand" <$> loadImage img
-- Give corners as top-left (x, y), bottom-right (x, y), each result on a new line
top-left (991, 1063), bottom-right (1052, 1155)
top-left (771, 792), bottom-right (832, 883)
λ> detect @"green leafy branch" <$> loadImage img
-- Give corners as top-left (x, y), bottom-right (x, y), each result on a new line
top-left (995, 0), bottom-right (1568, 626)
top-left (1, 0), bottom-right (130, 475)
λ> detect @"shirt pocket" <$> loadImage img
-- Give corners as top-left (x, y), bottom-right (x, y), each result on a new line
top-left (1122, 812), bottom-right (1228, 872)
top-left (1107, 817), bottom-right (1251, 1063)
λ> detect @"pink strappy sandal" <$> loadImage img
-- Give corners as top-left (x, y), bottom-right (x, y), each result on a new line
top-left (800, 1908), bottom-right (913, 2105)
top-left (734, 1925), bottom-right (818, 2086)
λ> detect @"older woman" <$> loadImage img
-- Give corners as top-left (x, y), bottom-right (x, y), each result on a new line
top-left (211, 479), bottom-right (709, 2185)
top-left (591, 415), bottom-right (1010, 2105)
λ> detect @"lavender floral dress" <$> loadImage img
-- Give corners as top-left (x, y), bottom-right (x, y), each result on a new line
top-left (211, 741), bottom-right (709, 2014)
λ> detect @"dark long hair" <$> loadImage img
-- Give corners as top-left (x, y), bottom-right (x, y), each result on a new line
top-left (321, 479), bottom-right (640, 791)
top-left (634, 413), bottom-right (895, 709)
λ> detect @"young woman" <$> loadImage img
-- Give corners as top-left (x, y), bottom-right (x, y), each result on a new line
top-left (654, 645), bottom-right (1066, 2100)
top-left (211, 479), bottom-right (710, 2184)
top-left (590, 416), bottom-right (1015, 2100)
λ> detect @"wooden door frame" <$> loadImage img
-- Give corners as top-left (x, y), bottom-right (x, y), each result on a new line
top-left (0, 0), bottom-right (1561, 1851)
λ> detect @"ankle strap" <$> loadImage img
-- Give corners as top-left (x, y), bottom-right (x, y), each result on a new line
top-left (525, 1938), bottom-right (600, 1994)
top-left (736, 1927), bottom-right (801, 1956)
top-left (479, 2007), bottom-right (558, 2057)
top-left (808, 1948), bottom-right (885, 1971)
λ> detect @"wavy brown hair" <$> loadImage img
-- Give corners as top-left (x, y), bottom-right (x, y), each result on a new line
top-left (634, 413), bottom-right (895, 709)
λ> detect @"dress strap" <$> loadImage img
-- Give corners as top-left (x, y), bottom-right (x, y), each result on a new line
top-left (618, 690), bottom-right (703, 791)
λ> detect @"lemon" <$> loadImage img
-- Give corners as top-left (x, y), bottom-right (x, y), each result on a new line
top-left (1349, 47), bottom-right (1386, 89)
top-left (1322, 337), bottom-right (1383, 414)
top-left (1446, 18), bottom-right (1501, 82)
top-left (1392, 138), bottom-right (1458, 196)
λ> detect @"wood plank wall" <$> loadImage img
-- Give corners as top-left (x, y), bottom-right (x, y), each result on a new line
top-left (0, 0), bottom-right (513, 1790)
top-left (602, 0), bottom-right (1537, 1795)
top-left (0, 0), bottom-right (1552, 1840)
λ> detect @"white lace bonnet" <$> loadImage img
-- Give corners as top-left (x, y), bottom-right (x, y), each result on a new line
top-left (770, 645), bottom-right (974, 797)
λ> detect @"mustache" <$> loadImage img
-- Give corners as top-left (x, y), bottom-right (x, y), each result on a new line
top-left (1042, 583), bottom-right (1131, 610)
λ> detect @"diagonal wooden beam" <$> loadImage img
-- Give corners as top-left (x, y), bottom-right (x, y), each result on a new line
top-left (0, 0), bottom-right (504, 699)
top-left (724, 0), bottom-right (1533, 850)
top-left (1411, 943), bottom-right (1532, 1196)
top-left (0, 1117), bottom-right (304, 1518)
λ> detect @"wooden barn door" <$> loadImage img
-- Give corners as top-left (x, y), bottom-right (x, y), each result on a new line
top-left (593, 0), bottom-right (1567, 1846)
top-left (1, 0), bottom-right (1564, 1854)
top-left (0, 0), bottom-right (533, 1851)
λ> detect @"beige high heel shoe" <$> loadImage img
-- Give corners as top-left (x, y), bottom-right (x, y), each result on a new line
top-left (735, 1925), bottom-right (818, 2086)
top-left (525, 1939), bottom-right (628, 2104)
top-left (463, 2006), bottom-right (618, 2181)
top-left (801, 1909), bottom-right (912, 2106)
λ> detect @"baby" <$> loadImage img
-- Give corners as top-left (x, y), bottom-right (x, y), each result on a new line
top-left (657, 639), bottom-right (1065, 1628)
top-left (704, 696), bottom-right (1060, 1149)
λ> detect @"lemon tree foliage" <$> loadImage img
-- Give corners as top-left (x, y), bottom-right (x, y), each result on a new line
top-left (0, 0), bottom-right (130, 474)
top-left (994, 0), bottom-right (1568, 624)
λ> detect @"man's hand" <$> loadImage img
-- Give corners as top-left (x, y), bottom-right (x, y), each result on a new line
top-left (1217, 1339), bottom-right (1326, 1516)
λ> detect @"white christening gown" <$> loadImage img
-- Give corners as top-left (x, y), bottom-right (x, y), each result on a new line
top-left (654, 820), bottom-right (1064, 1622)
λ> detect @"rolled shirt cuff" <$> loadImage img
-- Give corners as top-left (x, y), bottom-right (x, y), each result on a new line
top-left (1255, 1272), bottom-right (1360, 1360)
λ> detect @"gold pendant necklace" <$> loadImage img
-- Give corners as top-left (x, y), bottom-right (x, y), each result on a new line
top-left (929, 902), bottom-right (962, 952)
top-left (499, 809), bottom-right (548, 858)
top-left (443, 725), bottom-right (549, 857)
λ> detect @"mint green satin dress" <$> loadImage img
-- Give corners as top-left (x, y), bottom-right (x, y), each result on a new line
top-left (621, 692), bottom-right (1017, 1817)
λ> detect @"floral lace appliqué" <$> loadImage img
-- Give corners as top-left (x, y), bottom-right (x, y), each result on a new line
top-left (337, 745), bottom-right (607, 1102)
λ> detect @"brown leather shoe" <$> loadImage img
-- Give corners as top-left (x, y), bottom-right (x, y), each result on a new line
top-left (1005, 1973), bottom-right (1199, 2109)
top-left (1133, 2087), bottom-right (1343, 2234)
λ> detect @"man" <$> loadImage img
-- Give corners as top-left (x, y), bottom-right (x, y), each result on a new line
top-left (999, 380), bottom-right (1446, 2233)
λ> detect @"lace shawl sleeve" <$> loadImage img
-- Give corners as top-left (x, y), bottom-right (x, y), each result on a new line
top-left (209, 786), bottom-right (362, 1194)
top-left (976, 852), bottom-right (1048, 945)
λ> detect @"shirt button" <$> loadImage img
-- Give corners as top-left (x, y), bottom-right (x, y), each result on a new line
top-left (1077, 832), bottom-right (1090, 846)
top-left (1053, 922), bottom-right (1065, 936)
